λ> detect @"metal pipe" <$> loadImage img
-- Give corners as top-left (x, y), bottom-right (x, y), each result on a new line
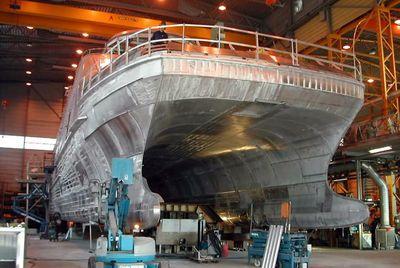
top-left (356, 160), bottom-right (363, 250)
top-left (360, 162), bottom-right (390, 227)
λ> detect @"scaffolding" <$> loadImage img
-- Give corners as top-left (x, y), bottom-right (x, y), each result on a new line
top-left (12, 153), bottom-right (54, 230)
top-left (322, 2), bottom-right (400, 146)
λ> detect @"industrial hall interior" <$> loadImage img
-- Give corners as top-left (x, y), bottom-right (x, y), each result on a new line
top-left (1, 0), bottom-right (400, 267)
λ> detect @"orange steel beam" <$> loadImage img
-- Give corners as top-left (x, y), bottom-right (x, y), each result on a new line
top-left (0, 0), bottom-right (150, 37)
top-left (388, 0), bottom-right (400, 8)
top-left (327, 34), bottom-right (344, 66)
top-left (302, 0), bottom-right (400, 55)
top-left (0, 0), bottom-right (254, 43)
top-left (376, 6), bottom-right (399, 116)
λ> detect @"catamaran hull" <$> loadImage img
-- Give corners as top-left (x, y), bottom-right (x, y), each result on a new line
top-left (51, 53), bottom-right (368, 228)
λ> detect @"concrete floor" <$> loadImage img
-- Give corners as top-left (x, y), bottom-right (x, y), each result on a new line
top-left (25, 235), bottom-right (400, 268)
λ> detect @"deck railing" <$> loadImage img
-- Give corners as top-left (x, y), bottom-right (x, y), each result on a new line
top-left (77, 24), bottom-right (363, 96)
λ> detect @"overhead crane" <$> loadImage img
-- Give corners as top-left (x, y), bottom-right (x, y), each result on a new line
top-left (0, 0), bottom-right (255, 44)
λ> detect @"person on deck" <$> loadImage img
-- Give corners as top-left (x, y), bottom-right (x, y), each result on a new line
top-left (151, 21), bottom-right (168, 44)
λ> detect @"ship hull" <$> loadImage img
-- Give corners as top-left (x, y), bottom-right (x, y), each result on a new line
top-left (51, 52), bottom-right (368, 228)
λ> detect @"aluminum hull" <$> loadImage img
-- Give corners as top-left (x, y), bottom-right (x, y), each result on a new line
top-left (51, 52), bottom-right (368, 228)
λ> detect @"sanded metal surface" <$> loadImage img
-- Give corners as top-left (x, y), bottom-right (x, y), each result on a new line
top-left (51, 25), bottom-right (368, 229)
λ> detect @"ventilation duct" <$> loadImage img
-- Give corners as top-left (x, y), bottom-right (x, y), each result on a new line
top-left (361, 162), bottom-right (390, 227)
top-left (293, 0), bottom-right (303, 14)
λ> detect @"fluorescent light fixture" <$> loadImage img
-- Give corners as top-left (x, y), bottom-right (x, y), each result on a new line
top-left (342, 44), bottom-right (351, 50)
top-left (0, 135), bottom-right (25, 149)
top-left (368, 146), bottom-right (392, 154)
top-left (0, 135), bottom-right (56, 151)
top-left (25, 136), bottom-right (56, 151)
top-left (333, 178), bottom-right (348, 182)
top-left (218, 4), bottom-right (226, 11)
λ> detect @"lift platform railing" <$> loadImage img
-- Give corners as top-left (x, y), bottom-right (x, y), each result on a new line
top-left (12, 182), bottom-right (48, 229)
top-left (76, 24), bottom-right (362, 96)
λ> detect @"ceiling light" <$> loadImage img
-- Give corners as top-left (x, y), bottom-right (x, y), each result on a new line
top-left (26, 82), bottom-right (32, 86)
top-left (71, 63), bottom-right (78, 68)
top-left (395, 19), bottom-right (400, 26)
top-left (26, 71), bottom-right (32, 75)
top-left (27, 43), bottom-right (32, 47)
top-left (64, 86), bottom-right (69, 90)
top-left (82, 32), bottom-right (89, 38)
top-left (369, 146), bottom-right (392, 154)
top-left (26, 26), bottom-right (34, 30)
top-left (218, 4), bottom-right (226, 11)
top-left (26, 58), bottom-right (32, 62)
top-left (369, 48), bottom-right (376, 55)
top-left (367, 78), bottom-right (374, 83)
top-left (342, 44), bottom-right (351, 50)
top-left (76, 49), bottom-right (83, 55)
top-left (67, 75), bottom-right (74, 80)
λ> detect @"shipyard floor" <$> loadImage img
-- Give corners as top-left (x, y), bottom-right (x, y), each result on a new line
top-left (25, 235), bottom-right (400, 268)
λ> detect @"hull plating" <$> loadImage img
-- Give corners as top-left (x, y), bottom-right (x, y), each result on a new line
top-left (51, 52), bottom-right (368, 228)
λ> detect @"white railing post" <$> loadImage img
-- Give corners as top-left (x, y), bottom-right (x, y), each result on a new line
top-left (353, 52), bottom-right (357, 80)
top-left (88, 64), bottom-right (92, 91)
top-left (218, 26), bottom-right (221, 55)
top-left (182, 24), bottom-right (185, 53)
top-left (255, 32), bottom-right (259, 60)
top-left (82, 75), bottom-right (85, 92)
top-left (117, 40), bottom-right (121, 55)
top-left (148, 28), bottom-right (151, 56)
top-left (290, 39), bottom-right (299, 66)
top-left (125, 35), bottom-right (129, 64)
top-left (109, 49), bottom-right (113, 74)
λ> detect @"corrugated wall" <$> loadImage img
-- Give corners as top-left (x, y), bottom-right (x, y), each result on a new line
top-left (295, 0), bottom-right (375, 44)
top-left (0, 83), bottom-right (64, 192)
top-left (0, 148), bottom-right (23, 192)
top-left (0, 149), bottom-right (51, 192)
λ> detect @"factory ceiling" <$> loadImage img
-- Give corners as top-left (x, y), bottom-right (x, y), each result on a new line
top-left (0, 0), bottom-right (334, 87)
top-left (1, 0), bottom-right (400, 158)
